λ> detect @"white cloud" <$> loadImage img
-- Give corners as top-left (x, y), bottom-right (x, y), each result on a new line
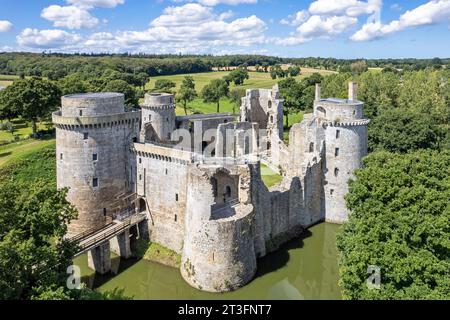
top-left (280, 10), bottom-right (309, 26)
top-left (351, 0), bottom-right (450, 41)
top-left (0, 20), bottom-right (13, 33)
top-left (17, 28), bottom-right (82, 49)
top-left (309, 0), bottom-right (382, 17)
top-left (298, 15), bottom-right (358, 38)
top-left (41, 5), bottom-right (99, 29)
top-left (66, 0), bottom-right (124, 8)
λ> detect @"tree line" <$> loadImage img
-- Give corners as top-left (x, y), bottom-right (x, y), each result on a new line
top-left (1, 53), bottom-right (447, 80)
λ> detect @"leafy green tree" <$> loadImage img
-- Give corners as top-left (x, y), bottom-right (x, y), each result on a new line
top-left (59, 74), bottom-right (88, 96)
top-left (278, 77), bottom-right (303, 127)
top-left (0, 78), bottom-right (61, 137)
top-left (0, 180), bottom-right (78, 300)
top-left (136, 72), bottom-right (150, 90)
top-left (368, 108), bottom-right (441, 153)
top-left (177, 76), bottom-right (197, 115)
top-left (153, 79), bottom-right (176, 94)
top-left (337, 150), bottom-right (450, 300)
top-left (229, 88), bottom-right (245, 114)
top-left (0, 90), bottom-right (18, 121)
top-left (103, 79), bottom-right (138, 107)
top-left (201, 79), bottom-right (229, 113)
top-left (224, 68), bottom-right (249, 86)
top-left (288, 66), bottom-right (301, 77)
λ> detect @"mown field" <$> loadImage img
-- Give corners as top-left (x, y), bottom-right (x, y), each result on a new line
top-left (147, 69), bottom-right (335, 93)
top-left (0, 74), bottom-right (19, 87)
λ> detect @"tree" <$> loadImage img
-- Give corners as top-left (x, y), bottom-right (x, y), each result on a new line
top-left (0, 179), bottom-right (78, 299)
top-left (201, 79), bottom-right (229, 113)
top-left (278, 77), bottom-right (303, 128)
top-left (136, 72), bottom-right (150, 90)
top-left (224, 68), bottom-right (249, 86)
top-left (229, 88), bottom-right (245, 114)
top-left (0, 90), bottom-right (18, 122)
top-left (368, 108), bottom-right (441, 153)
top-left (177, 76), bottom-right (197, 115)
top-left (59, 74), bottom-right (88, 96)
top-left (103, 80), bottom-right (138, 107)
top-left (288, 66), bottom-right (301, 77)
top-left (337, 150), bottom-right (450, 300)
top-left (350, 60), bottom-right (368, 75)
top-left (153, 79), bottom-right (176, 94)
top-left (1, 78), bottom-right (61, 137)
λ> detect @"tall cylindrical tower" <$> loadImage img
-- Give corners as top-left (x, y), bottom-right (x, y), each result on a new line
top-left (53, 93), bottom-right (141, 235)
top-left (315, 83), bottom-right (370, 223)
top-left (141, 93), bottom-right (176, 143)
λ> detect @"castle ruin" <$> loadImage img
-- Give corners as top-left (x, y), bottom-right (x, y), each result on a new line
top-left (53, 82), bottom-right (369, 293)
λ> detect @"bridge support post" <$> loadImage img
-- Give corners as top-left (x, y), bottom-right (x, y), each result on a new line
top-left (88, 242), bottom-right (111, 274)
top-left (110, 229), bottom-right (132, 259)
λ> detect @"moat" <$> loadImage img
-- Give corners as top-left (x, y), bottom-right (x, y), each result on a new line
top-left (74, 223), bottom-right (342, 300)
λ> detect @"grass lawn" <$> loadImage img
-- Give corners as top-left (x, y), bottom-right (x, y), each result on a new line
top-left (0, 119), bottom-right (51, 142)
top-left (147, 68), bottom-right (336, 93)
top-left (0, 74), bottom-right (19, 87)
top-left (261, 163), bottom-right (283, 188)
top-left (0, 138), bottom-right (55, 168)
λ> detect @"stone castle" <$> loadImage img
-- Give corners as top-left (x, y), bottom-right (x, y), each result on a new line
top-left (53, 82), bottom-right (369, 292)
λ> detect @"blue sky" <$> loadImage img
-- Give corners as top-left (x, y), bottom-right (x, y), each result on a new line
top-left (0, 0), bottom-right (449, 58)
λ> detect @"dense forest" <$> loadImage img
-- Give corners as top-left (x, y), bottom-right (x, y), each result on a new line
top-left (0, 52), bottom-right (448, 79)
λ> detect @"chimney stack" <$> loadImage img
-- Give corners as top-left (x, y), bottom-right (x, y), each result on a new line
top-left (348, 82), bottom-right (358, 101)
top-left (315, 83), bottom-right (321, 101)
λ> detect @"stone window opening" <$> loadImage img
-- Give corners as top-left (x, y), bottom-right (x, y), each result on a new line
top-left (174, 214), bottom-right (178, 222)
top-left (93, 178), bottom-right (99, 188)
top-left (330, 189), bottom-right (334, 195)
top-left (139, 158), bottom-right (142, 164)
top-left (335, 148), bottom-right (340, 157)
top-left (309, 142), bottom-right (314, 153)
top-left (83, 132), bottom-right (88, 140)
top-left (103, 208), bottom-right (107, 216)
top-left (336, 130), bottom-right (340, 139)
top-left (139, 174), bottom-right (142, 181)
top-left (225, 186), bottom-right (232, 198)
top-left (166, 168), bottom-right (168, 175)
top-left (79, 110), bottom-right (83, 117)
top-left (334, 168), bottom-right (339, 177)
top-left (270, 115), bottom-right (274, 123)
top-left (60, 153), bottom-right (63, 160)
top-left (93, 153), bottom-right (98, 161)
top-left (175, 194), bottom-right (179, 202)
top-left (268, 101), bottom-right (272, 108)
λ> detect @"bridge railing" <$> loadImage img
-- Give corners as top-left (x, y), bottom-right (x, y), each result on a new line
top-left (75, 213), bottom-right (146, 255)
top-left (67, 217), bottom-right (113, 243)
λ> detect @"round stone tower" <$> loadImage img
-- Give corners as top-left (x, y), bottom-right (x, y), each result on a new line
top-left (53, 93), bottom-right (141, 235)
top-left (141, 93), bottom-right (176, 143)
top-left (314, 83), bottom-right (370, 223)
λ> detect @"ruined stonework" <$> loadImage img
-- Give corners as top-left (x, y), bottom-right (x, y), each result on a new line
top-left (55, 82), bottom-right (369, 292)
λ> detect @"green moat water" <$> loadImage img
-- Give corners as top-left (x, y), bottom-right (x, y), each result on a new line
top-left (74, 223), bottom-right (342, 300)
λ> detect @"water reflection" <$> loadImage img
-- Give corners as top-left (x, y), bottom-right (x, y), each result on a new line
top-left (74, 222), bottom-right (342, 300)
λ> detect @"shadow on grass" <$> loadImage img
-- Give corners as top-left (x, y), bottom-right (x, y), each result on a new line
top-left (0, 152), bottom-right (12, 158)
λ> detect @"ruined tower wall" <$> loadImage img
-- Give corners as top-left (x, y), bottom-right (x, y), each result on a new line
top-left (54, 93), bottom-right (140, 235)
top-left (181, 166), bottom-right (257, 292)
